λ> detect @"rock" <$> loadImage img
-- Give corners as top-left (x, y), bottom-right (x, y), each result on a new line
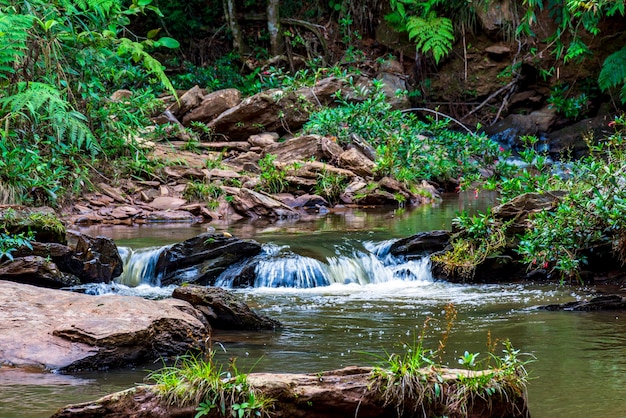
top-left (0, 256), bottom-right (78, 288)
top-left (248, 132), bottom-right (279, 148)
top-left (181, 88), bottom-right (241, 125)
top-left (163, 166), bottom-right (206, 180)
top-left (207, 77), bottom-right (345, 140)
top-left (377, 59), bottom-right (410, 110)
top-left (205, 168), bottom-right (242, 179)
top-left (491, 191), bottom-right (566, 234)
top-left (264, 134), bottom-right (344, 164)
top-left (110, 89), bottom-right (132, 102)
top-left (148, 196), bottom-right (187, 210)
top-left (286, 161), bottom-right (355, 180)
top-left (52, 366), bottom-right (529, 418)
top-left (338, 147), bottom-right (376, 178)
top-left (541, 294), bottom-right (626, 311)
top-left (155, 232), bottom-right (263, 286)
top-left (65, 231), bottom-right (123, 283)
top-left (97, 182), bottom-right (127, 203)
top-left (0, 281), bottom-right (207, 371)
top-left (484, 107), bottom-right (557, 149)
top-left (227, 188), bottom-right (299, 219)
top-left (166, 85), bottom-right (204, 118)
top-left (476, 0), bottom-right (518, 38)
top-left (280, 193), bottom-right (329, 209)
top-left (201, 141), bottom-right (251, 152)
top-left (389, 230), bottom-right (451, 259)
top-left (172, 286), bottom-right (280, 330)
top-left (146, 210), bottom-right (198, 222)
top-left (0, 205), bottom-right (66, 243)
top-left (485, 45), bottom-right (511, 57)
top-left (548, 114), bottom-right (613, 159)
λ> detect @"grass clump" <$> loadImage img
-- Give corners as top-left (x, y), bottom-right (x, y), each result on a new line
top-left (370, 304), bottom-right (532, 417)
top-left (148, 352), bottom-right (273, 418)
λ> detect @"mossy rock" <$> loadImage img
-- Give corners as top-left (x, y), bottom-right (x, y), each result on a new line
top-left (0, 206), bottom-right (66, 244)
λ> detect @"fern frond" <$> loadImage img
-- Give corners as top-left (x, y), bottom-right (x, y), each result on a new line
top-left (0, 12), bottom-right (34, 80)
top-left (598, 47), bottom-right (626, 104)
top-left (0, 82), bottom-right (97, 152)
top-left (406, 13), bottom-right (454, 64)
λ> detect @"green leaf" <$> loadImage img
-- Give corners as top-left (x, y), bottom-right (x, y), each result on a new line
top-left (146, 28), bottom-right (161, 39)
top-left (156, 36), bottom-right (180, 49)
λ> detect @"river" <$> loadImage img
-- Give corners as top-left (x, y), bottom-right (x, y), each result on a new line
top-left (1, 192), bottom-right (625, 417)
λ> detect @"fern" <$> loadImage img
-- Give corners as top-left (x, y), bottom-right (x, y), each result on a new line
top-left (0, 12), bottom-right (34, 81)
top-left (599, 47), bottom-right (626, 104)
top-left (406, 12), bottom-right (454, 64)
top-left (0, 82), bottom-right (97, 152)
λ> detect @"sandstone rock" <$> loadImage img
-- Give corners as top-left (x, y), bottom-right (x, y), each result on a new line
top-left (228, 188), bottom-right (298, 219)
top-left (339, 147), bottom-right (376, 178)
top-left (280, 193), bottom-right (329, 209)
top-left (286, 161), bottom-right (355, 179)
top-left (163, 166), bottom-right (206, 180)
top-left (201, 141), bottom-right (251, 152)
top-left (166, 85), bottom-right (204, 118)
top-left (0, 281), bottom-right (208, 371)
top-left (52, 366), bottom-right (529, 418)
top-left (207, 77), bottom-right (345, 140)
top-left (146, 210), bottom-right (198, 222)
top-left (248, 132), bottom-right (279, 148)
top-left (485, 45), bottom-right (512, 56)
top-left (172, 286), bottom-right (280, 330)
top-left (110, 206), bottom-right (141, 220)
top-left (264, 134), bottom-right (343, 164)
top-left (155, 232), bottom-right (263, 286)
top-left (476, 0), bottom-right (517, 38)
top-left (149, 196), bottom-right (187, 210)
top-left (0, 256), bottom-right (78, 288)
top-left (205, 168), bottom-right (242, 179)
top-left (491, 191), bottom-right (566, 234)
top-left (182, 88), bottom-right (241, 125)
top-left (65, 231), bottom-right (123, 283)
top-left (377, 59), bottom-right (410, 110)
top-left (97, 182), bottom-right (127, 203)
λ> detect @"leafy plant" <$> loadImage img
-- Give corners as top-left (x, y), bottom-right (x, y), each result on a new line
top-left (598, 47), bottom-right (626, 104)
top-left (148, 352), bottom-right (273, 418)
top-left (314, 168), bottom-right (347, 204)
top-left (0, 232), bottom-right (33, 261)
top-left (258, 154), bottom-right (287, 194)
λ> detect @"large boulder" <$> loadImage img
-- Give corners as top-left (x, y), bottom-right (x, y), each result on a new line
top-left (155, 233), bottom-right (263, 286)
top-left (548, 114), bottom-right (613, 159)
top-left (207, 77), bottom-right (345, 140)
top-left (0, 255), bottom-right (78, 288)
top-left (484, 107), bottom-right (557, 149)
top-left (264, 134), bottom-right (344, 164)
top-left (0, 206), bottom-right (66, 243)
top-left (64, 231), bottom-right (124, 283)
top-left (182, 88), bottom-right (242, 125)
top-left (0, 281), bottom-right (208, 371)
top-left (225, 188), bottom-right (299, 219)
top-left (172, 285), bottom-right (280, 330)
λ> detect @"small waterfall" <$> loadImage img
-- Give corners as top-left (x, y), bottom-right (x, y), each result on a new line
top-left (217, 239), bottom-right (433, 289)
top-left (117, 246), bottom-right (164, 287)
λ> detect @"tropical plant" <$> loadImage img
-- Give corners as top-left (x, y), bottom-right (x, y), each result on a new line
top-left (258, 154), bottom-right (288, 193)
top-left (599, 47), bottom-right (626, 104)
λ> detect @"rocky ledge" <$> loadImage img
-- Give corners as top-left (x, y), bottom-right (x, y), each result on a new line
top-left (0, 282), bottom-right (278, 371)
top-left (51, 366), bottom-right (529, 418)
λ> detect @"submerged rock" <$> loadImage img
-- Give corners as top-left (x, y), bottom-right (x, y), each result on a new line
top-left (0, 281), bottom-right (207, 371)
top-left (155, 232), bottom-right (263, 286)
top-left (389, 230), bottom-right (451, 259)
top-left (541, 294), bottom-right (626, 311)
top-left (173, 285), bottom-right (281, 330)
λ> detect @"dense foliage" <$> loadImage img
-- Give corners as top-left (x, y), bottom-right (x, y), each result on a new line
top-left (0, 0), bottom-right (177, 205)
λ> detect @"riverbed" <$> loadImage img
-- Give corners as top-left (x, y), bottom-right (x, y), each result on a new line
top-left (2, 193), bottom-right (625, 417)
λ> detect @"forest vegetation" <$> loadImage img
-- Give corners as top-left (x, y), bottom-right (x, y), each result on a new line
top-left (1, 0), bottom-right (626, 281)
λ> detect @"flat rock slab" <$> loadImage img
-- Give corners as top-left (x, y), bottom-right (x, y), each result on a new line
top-left (0, 281), bottom-right (207, 371)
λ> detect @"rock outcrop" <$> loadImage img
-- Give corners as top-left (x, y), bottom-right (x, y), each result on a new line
top-left (0, 281), bottom-right (207, 371)
top-left (172, 285), bottom-right (281, 330)
top-left (51, 366), bottom-right (529, 418)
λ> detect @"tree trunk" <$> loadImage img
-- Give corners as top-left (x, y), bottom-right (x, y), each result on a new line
top-left (266, 0), bottom-right (283, 57)
top-left (223, 0), bottom-right (245, 55)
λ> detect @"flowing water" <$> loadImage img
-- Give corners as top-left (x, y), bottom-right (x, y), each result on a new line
top-left (2, 192), bottom-right (626, 417)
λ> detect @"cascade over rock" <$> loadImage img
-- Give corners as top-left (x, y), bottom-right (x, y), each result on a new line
top-left (155, 232), bottom-right (263, 286)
